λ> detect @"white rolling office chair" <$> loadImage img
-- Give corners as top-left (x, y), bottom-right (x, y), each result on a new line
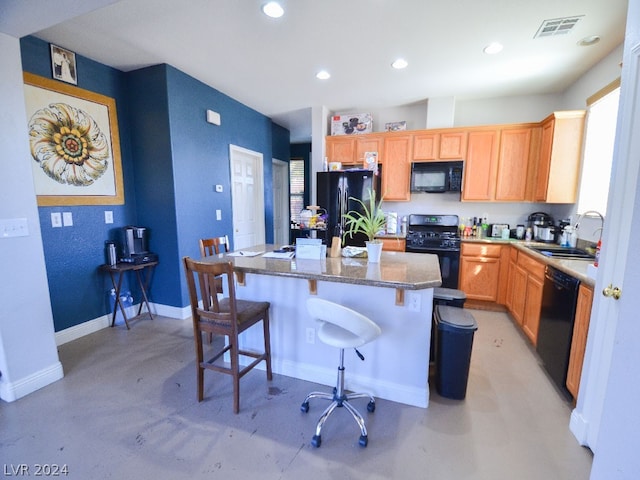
top-left (300, 297), bottom-right (382, 447)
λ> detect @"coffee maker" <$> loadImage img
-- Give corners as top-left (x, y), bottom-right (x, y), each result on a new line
top-left (120, 226), bottom-right (157, 264)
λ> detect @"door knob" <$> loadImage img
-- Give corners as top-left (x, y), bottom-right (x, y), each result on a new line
top-left (602, 284), bottom-right (622, 300)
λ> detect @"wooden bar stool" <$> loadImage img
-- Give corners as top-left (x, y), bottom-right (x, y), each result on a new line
top-left (183, 257), bottom-right (272, 414)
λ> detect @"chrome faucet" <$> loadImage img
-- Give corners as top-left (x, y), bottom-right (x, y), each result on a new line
top-left (576, 210), bottom-right (605, 240)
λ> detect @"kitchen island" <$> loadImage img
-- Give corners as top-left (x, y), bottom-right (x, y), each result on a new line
top-left (198, 245), bottom-right (442, 408)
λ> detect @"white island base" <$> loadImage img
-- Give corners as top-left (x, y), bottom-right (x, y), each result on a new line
top-left (235, 273), bottom-right (434, 408)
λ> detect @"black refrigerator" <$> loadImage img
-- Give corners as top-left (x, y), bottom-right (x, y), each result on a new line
top-left (316, 169), bottom-right (382, 247)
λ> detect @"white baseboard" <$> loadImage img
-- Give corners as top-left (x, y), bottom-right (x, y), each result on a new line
top-left (250, 357), bottom-right (429, 408)
top-left (570, 408), bottom-right (591, 447)
top-left (55, 314), bottom-right (111, 346)
top-left (0, 361), bottom-right (64, 402)
top-left (55, 302), bottom-right (187, 346)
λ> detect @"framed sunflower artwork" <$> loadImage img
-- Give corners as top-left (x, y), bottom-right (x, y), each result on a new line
top-left (23, 72), bottom-right (124, 206)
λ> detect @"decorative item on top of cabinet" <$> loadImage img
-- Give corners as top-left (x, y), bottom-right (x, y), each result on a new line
top-left (566, 283), bottom-right (594, 400)
top-left (534, 111), bottom-right (586, 203)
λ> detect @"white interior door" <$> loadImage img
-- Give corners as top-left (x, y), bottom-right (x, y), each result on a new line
top-left (230, 145), bottom-right (265, 250)
top-left (587, 1), bottom-right (640, 476)
top-left (272, 159), bottom-right (289, 246)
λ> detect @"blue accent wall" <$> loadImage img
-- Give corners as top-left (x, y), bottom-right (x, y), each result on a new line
top-left (21, 36), bottom-right (290, 329)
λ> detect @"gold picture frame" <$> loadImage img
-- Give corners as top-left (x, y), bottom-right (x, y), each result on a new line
top-left (23, 72), bottom-right (124, 206)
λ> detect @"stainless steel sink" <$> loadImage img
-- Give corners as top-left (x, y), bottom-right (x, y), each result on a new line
top-left (528, 246), bottom-right (595, 260)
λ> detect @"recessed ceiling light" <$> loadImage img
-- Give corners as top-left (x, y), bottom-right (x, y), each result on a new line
top-left (391, 58), bottom-right (408, 69)
top-left (578, 35), bottom-right (601, 47)
top-left (262, 1), bottom-right (284, 18)
top-left (316, 70), bottom-right (331, 80)
top-left (483, 42), bottom-right (504, 55)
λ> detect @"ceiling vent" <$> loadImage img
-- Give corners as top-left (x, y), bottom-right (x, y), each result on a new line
top-left (534, 16), bottom-right (584, 38)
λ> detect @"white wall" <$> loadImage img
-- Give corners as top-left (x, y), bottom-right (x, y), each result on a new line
top-left (0, 33), bottom-right (63, 402)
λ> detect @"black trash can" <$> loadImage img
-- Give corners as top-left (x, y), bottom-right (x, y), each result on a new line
top-left (431, 288), bottom-right (467, 364)
top-left (434, 304), bottom-right (478, 400)
top-left (433, 287), bottom-right (467, 308)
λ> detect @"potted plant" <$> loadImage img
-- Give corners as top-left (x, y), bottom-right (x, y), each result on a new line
top-left (342, 188), bottom-right (386, 262)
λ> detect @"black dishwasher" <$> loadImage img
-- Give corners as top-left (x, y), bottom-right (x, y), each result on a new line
top-left (536, 266), bottom-right (580, 399)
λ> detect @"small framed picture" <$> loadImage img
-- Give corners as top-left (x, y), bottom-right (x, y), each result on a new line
top-left (50, 44), bottom-right (77, 85)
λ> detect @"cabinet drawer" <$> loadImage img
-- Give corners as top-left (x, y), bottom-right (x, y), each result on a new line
top-left (378, 237), bottom-right (406, 252)
top-left (461, 243), bottom-right (502, 258)
top-left (517, 252), bottom-right (545, 279)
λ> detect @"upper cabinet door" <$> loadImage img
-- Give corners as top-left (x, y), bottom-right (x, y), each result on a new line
top-left (326, 136), bottom-right (356, 164)
top-left (494, 127), bottom-right (532, 201)
top-left (462, 130), bottom-right (499, 201)
top-left (534, 111), bottom-right (586, 203)
top-left (412, 133), bottom-right (440, 161)
top-left (382, 134), bottom-right (412, 201)
top-left (439, 131), bottom-right (468, 159)
top-left (356, 135), bottom-right (384, 165)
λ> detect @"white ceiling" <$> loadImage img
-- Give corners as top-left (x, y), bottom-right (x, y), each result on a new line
top-left (2, 0), bottom-right (628, 143)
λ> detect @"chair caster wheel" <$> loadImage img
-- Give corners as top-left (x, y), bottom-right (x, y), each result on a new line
top-left (300, 402), bottom-right (309, 413)
top-left (367, 401), bottom-right (375, 413)
top-left (359, 435), bottom-right (368, 447)
top-left (311, 435), bottom-right (321, 448)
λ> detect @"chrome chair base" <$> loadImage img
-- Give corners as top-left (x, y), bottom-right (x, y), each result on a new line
top-left (300, 349), bottom-right (375, 448)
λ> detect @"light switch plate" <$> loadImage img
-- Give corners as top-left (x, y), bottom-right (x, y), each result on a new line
top-left (104, 210), bottom-right (113, 224)
top-left (216, 209), bottom-right (222, 221)
top-left (1, 218), bottom-right (29, 238)
top-left (62, 212), bottom-right (73, 226)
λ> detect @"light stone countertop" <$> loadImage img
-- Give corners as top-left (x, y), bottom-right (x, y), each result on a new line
top-left (198, 244), bottom-right (442, 290)
top-left (462, 237), bottom-right (596, 287)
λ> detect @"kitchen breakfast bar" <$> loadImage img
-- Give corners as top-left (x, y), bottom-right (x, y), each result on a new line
top-left (199, 245), bottom-right (442, 408)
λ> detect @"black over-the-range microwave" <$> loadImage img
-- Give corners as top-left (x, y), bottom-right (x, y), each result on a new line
top-left (410, 161), bottom-right (464, 193)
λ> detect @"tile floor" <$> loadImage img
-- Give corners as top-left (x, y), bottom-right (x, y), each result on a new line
top-left (0, 309), bottom-right (593, 479)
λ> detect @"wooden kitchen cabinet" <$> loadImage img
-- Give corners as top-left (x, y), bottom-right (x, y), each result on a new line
top-left (381, 134), bottom-right (412, 201)
top-left (494, 127), bottom-right (533, 201)
top-left (461, 129), bottom-right (499, 201)
top-left (356, 135), bottom-right (383, 165)
top-left (326, 135), bottom-right (384, 168)
top-left (439, 131), bottom-right (468, 159)
top-left (412, 132), bottom-right (440, 160)
top-left (459, 243), bottom-right (503, 302)
top-left (326, 136), bottom-right (356, 165)
top-left (566, 284), bottom-right (594, 399)
top-left (533, 111), bottom-right (586, 203)
top-left (507, 250), bottom-right (545, 345)
top-left (378, 237), bottom-right (406, 252)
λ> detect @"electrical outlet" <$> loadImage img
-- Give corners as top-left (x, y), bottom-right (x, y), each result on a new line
top-left (407, 292), bottom-right (421, 312)
top-left (306, 327), bottom-right (315, 344)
